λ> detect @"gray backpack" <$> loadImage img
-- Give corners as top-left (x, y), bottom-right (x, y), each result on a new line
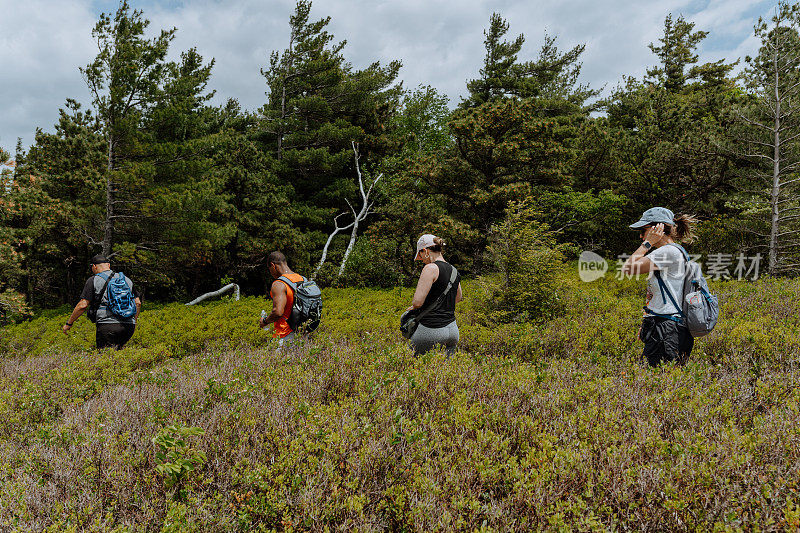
top-left (649, 244), bottom-right (719, 338)
top-left (278, 275), bottom-right (322, 333)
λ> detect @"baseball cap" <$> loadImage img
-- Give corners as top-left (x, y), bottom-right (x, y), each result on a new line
top-left (90, 254), bottom-right (110, 265)
top-left (629, 207), bottom-right (675, 229)
top-left (414, 234), bottom-right (437, 259)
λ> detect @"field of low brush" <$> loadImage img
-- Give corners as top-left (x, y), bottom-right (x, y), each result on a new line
top-left (0, 273), bottom-right (799, 531)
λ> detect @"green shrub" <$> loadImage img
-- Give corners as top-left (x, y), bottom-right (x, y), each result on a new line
top-left (0, 289), bottom-right (32, 325)
top-left (153, 425), bottom-right (207, 500)
top-left (477, 200), bottom-right (565, 323)
top-left (341, 236), bottom-right (407, 288)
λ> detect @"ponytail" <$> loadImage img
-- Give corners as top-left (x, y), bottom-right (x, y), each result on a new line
top-left (673, 214), bottom-right (698, 243)
top-left (428, 236), bottom-right (446, 253)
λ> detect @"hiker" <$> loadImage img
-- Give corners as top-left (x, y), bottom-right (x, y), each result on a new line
top-left (62, 254), bottom-right (141, 350)
top-left (258, 251), bottom-right (321, 348)
top-left (406, 234), bottom-right (463, 356)
top-left (621, 207), bottom-right (699, 366)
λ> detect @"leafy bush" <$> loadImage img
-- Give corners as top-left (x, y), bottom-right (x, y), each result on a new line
top-left (340, 236), bottom-right (407, 288)
top-left (477, 199), bottom-right (565, 322)
top-left (153, 425), bottom-right (207, 500)
top-left (0, 289), bottom-right (32, 325)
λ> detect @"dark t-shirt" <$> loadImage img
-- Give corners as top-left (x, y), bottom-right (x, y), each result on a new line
top-left (80, 271), bottom-right (138, 325)
top-left (418, 261), bottom-right (460, 329)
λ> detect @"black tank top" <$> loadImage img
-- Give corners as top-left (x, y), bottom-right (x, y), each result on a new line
top-left (419, 261), bottom-right (460, 328)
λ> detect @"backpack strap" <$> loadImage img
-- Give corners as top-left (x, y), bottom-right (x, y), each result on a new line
top-left (667, 242), bottom-right (690, 262)
top-left (277, 275), bottom-right (306, 332)
top-left (650, 271), bottom-right (684, 318)
top-left (645, 245), bottom-right (686, 321)
top-left (415, 264), bottom-right (459, 323)
top-left (91, 271), bottom-right (115, 313)
top-left (277, 275), bottom-right (302, 293)
top-left (643, 305), bottom-right (684, 324)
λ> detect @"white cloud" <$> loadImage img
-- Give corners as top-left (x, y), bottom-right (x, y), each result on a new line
top-left (0, 0), bottom-right (96, 153)
top-left (0, 0), bottom-right (776, 154)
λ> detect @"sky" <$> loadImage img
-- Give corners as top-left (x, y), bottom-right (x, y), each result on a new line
top-left (0, 0), bottom-right (777, 156)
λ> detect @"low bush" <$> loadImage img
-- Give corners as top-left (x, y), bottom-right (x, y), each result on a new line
top-left (0, 289), bottom-right (33, 325)
top-left (0, 272), bottom-right (799, 530)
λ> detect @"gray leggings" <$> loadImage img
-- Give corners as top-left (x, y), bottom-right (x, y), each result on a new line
top-left (409, 322), bottom-right (459, 356)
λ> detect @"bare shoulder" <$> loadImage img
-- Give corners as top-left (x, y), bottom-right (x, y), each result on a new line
top-left (270, 279), bottom-right (287, 294)
top-left (421, 263), bottom-right (440, 278)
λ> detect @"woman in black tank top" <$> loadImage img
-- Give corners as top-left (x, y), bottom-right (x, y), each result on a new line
top-left (407, 234), bottom-right (463, 356)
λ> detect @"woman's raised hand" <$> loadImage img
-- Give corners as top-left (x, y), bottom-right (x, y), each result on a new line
top-left (644, 223), bottom-right (664, 245)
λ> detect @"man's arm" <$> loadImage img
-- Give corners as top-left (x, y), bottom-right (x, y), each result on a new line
top-left (259, 280), bottom-right (287, 327)
top-left (62, 299), bottom-right (90, 335)
top-left (134, 297), bottom-right (142, 319)
top-left (455, 282), bottom-right (463, 303)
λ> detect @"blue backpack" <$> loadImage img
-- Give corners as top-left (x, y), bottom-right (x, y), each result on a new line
top-left (97, 271), bottom-right (137, 319)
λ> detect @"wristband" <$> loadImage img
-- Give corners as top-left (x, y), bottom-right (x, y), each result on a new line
top-left (641, 241), bottom-right (652, 250)
top-left (65, 322), bottom-right (73, 327)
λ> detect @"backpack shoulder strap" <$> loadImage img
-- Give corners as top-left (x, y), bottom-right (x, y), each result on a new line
top-left (277, 275), bottom-right (298, 292)
top-left (666, 242), bottom-right (690, 262)
top-left (92, 271), bottom-right (115, 311)
top-left (652, 270), bottom-right (684, 318)
top-left (650, 243), bottom-right (690, 316)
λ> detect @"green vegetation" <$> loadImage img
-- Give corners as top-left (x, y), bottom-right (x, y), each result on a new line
top-left (1, 273), bottom-right (799, 530)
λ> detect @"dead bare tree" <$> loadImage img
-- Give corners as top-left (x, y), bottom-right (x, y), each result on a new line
top-left (338, 143), bottom-right (383, 276)
top-left (732, 1), bottom-right (800, 275)
top-left (313, 142), bottom-right (382, 278)
top-left (313, 213), bottom-right (354, 278)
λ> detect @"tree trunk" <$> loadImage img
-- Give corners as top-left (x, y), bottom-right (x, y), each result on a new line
top-left (277, 35), bottom-right (293, 161)
top-left (314, 214), bottom-right (353, 278)
top-left (278, 83), bottom-right (285, 161)
top-left (769, 53), bottom-right (781, 274)
top-left (338, 218), bottom-right (360, 277)
top-left (103, 136), bottom-right (115, 257)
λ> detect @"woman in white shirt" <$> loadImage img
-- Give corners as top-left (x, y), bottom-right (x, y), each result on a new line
top-left (621, 207), bottom-right (698, 367)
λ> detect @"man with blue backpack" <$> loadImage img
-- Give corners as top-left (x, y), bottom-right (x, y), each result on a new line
top-left (62, 254), bottom-right (142, 350)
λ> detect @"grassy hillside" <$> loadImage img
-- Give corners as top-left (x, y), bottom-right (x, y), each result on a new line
top-left (1, 274), bottom-right (799, 531)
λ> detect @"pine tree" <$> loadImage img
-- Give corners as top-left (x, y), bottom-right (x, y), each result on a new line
top-left (461, 13), bottom-right (589, 108)
top-left (441, 13), bottom-right (592, 242)
top-left (732, 1), bottom-right (800, 274)
top-left (7, 102), bottom-right (106, 303)
top-left (80, 0), bottom-right (176, 257)
top-left (14, 2), bottom-right (233, 301)
top-left (260, 0), bottom-right (401, 269)
top-left (606, 14), bottom-right (742, 218)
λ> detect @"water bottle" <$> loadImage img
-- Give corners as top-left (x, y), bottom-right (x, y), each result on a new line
top-left (260, 309), bottom-right (269, 330)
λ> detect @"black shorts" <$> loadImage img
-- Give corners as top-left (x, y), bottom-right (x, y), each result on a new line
top-left (96, 322), bottom-right (136, 350)
top-left (640, 316), bottom-right (694, 367)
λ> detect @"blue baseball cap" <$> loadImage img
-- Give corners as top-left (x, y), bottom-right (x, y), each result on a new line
top-left (629, 207), bottom-right (675, 229)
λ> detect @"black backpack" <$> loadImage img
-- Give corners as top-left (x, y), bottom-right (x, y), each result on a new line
top-left (278, 275), bottom-right (322, 333)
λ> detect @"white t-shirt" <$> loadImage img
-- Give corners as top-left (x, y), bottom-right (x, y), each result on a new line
top-left (645, 244), bottom-right (687, 316)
